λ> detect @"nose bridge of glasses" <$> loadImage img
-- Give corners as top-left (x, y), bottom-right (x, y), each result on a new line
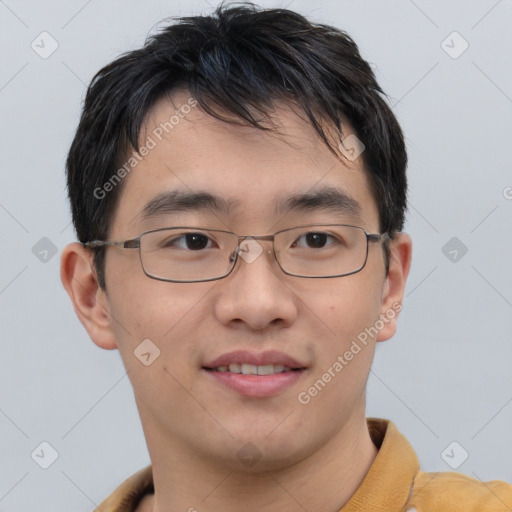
top-left (230, 234), bottom-right (276, 265)
top-left (235, 234), bottom-right (275, 251)
top-left (237, 234), bottom-right (275, 242)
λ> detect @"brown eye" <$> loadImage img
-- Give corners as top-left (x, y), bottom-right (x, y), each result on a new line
top-left (162, 233), bottom-right (213, 250)
top-left (294, 232), bottom-right (335, 249)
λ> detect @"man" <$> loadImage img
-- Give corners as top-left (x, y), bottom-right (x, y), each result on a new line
top-left (60, 3), bottom-right (512, 511)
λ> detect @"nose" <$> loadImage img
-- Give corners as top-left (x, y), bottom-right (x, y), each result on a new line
top-left (213, 238), bottom-right (299, 331)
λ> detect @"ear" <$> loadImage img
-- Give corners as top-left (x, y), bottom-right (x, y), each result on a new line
top-left (60, 242), bottom-right (118, 350)
top-left (376, 233), bottom-right (412, 342)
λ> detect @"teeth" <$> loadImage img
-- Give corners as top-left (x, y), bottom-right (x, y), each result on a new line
top-left (257, 364), bottom-right (274, 375)
top-left (241, 363), bottom-right (258, 375)
top-left (229, 363), bottom-right (241, 373)
top-left (213, 364), bottom-right (293, 375)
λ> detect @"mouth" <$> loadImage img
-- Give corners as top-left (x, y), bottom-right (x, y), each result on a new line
top-left (205, 363), bottom-right (302, 375)
top-left (202, 351), bottom-right (307, 398)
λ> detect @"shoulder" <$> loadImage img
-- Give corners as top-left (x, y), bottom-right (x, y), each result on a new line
top-left (93, 465), bottom-right (154, 512)
top-left (408, 469), bottom-right (512, 511)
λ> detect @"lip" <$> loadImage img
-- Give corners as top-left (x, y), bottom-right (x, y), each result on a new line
top-left (202, 350), bottom-right (307, 398)
top-left (203, 368), bottom-right (306, 398)
top-left (203, 350), bottom-right (305, 369)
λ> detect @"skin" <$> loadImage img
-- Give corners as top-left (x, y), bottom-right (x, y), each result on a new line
top-left (61, 90), bottom-right (412, 512)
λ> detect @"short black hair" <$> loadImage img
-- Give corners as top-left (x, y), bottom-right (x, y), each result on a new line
top-left (66, 2), bottom-right (407, 291)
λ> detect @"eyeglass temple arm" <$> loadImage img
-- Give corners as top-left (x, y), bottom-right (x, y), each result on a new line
top-left (83, 239), bottom-right (140, 249)
top-left (368, 232), bottom-right (390, 243)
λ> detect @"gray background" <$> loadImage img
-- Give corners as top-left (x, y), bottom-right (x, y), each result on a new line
top-left (1, 0), bottom-right (511, 511)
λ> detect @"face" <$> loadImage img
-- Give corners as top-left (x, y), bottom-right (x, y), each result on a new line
top-left (68, 90), bottom-right (409, 472)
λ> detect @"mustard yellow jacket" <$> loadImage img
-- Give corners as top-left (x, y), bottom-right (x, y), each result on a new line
top-left (94, 418), bottom-right (512, 511)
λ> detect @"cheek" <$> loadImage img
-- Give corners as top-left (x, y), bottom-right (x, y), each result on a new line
top-left (106, 271), bottom-right (215, 368)
top-left (106, 281), bottom-right (213, 421)
top-left (315, 277), bottom-right (383, 339)
top-left (302, 277), bottom-right (383, 391)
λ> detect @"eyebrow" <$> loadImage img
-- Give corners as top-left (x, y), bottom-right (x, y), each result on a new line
top-left (138, 191), bottom-right (237, 221)
top-left (275, 186), bottom-right (362, 219)
top-left (137, 186), bottom-right (362, 222)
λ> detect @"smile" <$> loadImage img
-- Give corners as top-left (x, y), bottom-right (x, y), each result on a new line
top-left (210, 363), bottom-right (295, 375)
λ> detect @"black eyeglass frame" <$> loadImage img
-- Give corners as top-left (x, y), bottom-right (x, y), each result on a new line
top-left (83, 224), bottom-right (390, 283)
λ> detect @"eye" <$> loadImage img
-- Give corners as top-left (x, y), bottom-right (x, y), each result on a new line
top-left (293, 232), bottom-right (337, 249)
top-left (163, 233), bottom-right (214, 250)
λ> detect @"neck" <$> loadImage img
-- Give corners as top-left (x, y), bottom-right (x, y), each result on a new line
top-left (140, 412), bottom-right (378, 512)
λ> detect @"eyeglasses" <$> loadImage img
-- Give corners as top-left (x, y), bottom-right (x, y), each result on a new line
top-left (83, 224), bottom-right (389, 283)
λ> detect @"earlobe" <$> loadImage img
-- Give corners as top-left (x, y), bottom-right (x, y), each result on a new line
top-left (376, 233), bottom-right (412, 342)
top-left (60, 243), bottom-right (118, 350)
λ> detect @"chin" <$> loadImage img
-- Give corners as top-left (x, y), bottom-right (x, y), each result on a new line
top-left (214, 442), bottom-right (310, 474)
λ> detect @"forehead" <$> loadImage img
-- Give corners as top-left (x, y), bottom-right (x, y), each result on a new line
top-left (109, 90), bottom-right (379, 235)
